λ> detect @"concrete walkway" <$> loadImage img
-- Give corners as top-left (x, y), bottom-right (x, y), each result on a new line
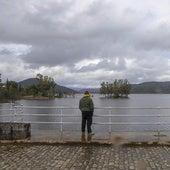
top-left (0, 143), bottom-right (170, 170)
top-left (1, 131), bottom-right (170, 170)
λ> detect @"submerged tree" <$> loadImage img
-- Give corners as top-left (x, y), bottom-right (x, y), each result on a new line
top-left (36, 73), bottom-right (56, 98)
top-left (0, 80), bottom-right (19, 101)
top-left (100, 79), bottom-right (131, 98)
top-left (100, 82), bottom-right (107, 97)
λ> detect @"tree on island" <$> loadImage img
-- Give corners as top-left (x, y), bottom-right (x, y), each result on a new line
top-left (36, 73), bottom-right (56, 98)
top-left (100, 79), bottom-right (131, 98)
top-left (0, 74), bottom-right (56, 101)
top-left (0, 79), bottom-right (19, 101)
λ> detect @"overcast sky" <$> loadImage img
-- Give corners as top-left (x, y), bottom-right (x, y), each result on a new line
top-left (1, 0), bottom-right (170, 88)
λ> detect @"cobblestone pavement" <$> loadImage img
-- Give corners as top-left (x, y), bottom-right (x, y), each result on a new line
top-left (0, 143), bottom-right (170, 170)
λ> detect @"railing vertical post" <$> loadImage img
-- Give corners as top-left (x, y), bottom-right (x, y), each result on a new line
top-left (20, 104), bottom-right (24, 122)
top-left (13, 103), bottom-right (17, 123)
top-left (157, 107), bottom-right (161, 142)
top-left (9, 102), bottom-right (15, 122)
top-left (10, 102), bottom-right (13, 122)
top-left (109, 109), bottom-right (112, 142)
top-left (60, 108), bottom-right (63, 142)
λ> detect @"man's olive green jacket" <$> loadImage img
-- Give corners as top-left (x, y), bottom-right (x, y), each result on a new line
top-left (79, 96), bottom-right (94, 112)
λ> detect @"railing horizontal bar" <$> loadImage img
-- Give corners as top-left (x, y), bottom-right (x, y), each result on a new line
top-left (14, 114), bottom-right (80, 117)
top-left (14, 106), bottom-right (77, 109)
top-left (14, 114), bottom-right (64, 116)
top-left (94, 122), bottom-right (170, 125)
top-left (95, 114), bottom-right (170, 117)
top-left (14, 106), bottom-right (170, 109)
top-left (95, 107), bottom-right (170, 109)
top-left (16, 121), bottom-right (81, 124)
top-left (0, 115), bottom-right (13, 117)
top-left (11, 121), bottom-right (170, 125)
top-left (13, 113), bottom-right (170, 117)
top-left (0, 109), bottom-right (15, 111)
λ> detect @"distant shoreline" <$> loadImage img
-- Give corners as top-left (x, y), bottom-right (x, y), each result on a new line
top-left (21, 96), bottom-right (54, 100)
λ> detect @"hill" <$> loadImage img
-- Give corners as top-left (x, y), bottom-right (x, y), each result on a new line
top-left (131, 81), bottom-right (170, 94)
top-left (77, 88), bottom-right (100, 93)
top-left (18, 78), bottom-right (76, 93)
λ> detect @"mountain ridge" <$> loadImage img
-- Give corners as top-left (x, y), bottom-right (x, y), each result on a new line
top-left (18, 78), bottom-right (170, 94)
top-left (79, 81), bottom-right (170, 94)
top-left (18, 78), bottom-right (76, 93)
top-left (131, 81), bottom-right (170, 94)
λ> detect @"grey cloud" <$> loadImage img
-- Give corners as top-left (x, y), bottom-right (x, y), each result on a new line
top-left (135, 22), bottom-right (170, 51)
top-left (75, 57), bottom-right (126, 73)
top-left (0, 0), bottom-right (144, 66)
top-left (0, 49), bottom-right (11, 55)
top-left (1, 0), bottom-right (170, 86)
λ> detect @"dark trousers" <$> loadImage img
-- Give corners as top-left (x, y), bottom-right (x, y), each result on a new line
top-left (81, 111), bottom-right (93, 133)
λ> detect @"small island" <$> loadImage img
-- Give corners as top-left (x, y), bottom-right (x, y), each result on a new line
top-left (0, 73), bottom-right (75, 102)
top-left (100, 79), bottom-right (131, 98)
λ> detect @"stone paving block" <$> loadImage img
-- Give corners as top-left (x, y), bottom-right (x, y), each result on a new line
top-left (0, 144), bottom-right (170, 169)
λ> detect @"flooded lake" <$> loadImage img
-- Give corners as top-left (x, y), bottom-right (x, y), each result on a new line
top-left (1, 94), bottom-right (170, 132)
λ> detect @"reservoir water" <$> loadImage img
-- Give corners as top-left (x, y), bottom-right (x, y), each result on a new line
top-left (1, 94), bottom-right (170, 133)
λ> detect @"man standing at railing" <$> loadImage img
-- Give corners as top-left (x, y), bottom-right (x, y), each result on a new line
top-left (79, 91), bottom-right (94, 142)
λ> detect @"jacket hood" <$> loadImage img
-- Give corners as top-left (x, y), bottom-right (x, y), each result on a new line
top-left (83, 94), bottom-right (90, 97)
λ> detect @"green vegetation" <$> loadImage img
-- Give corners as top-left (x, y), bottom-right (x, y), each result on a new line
top-left (0, 73), bottom-right (76, 102)
top-left (20, 74), bottom-right (56, 99)
top-left (35, 73), bottom-right (56, 98)
top-left (0, 74), bottom-right (56, 102)
top-left (0, 80), bottom-right (19, 102)
top-left (100, 79), bottom-right (131, 98)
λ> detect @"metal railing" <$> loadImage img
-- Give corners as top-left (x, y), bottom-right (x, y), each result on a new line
top-left (1, 104), bottom-right (170, 141)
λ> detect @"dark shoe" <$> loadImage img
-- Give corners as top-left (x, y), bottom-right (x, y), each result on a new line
top-left (91, 132), bottom-right (95, 135)
top-left (87, 133), bottom-right (92, 143)
top-left (81, 133), bottom-right (86, 142)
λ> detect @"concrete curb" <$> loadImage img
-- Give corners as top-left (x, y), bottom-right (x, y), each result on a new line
top-left (1, 139), bottom-right (170, 146)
